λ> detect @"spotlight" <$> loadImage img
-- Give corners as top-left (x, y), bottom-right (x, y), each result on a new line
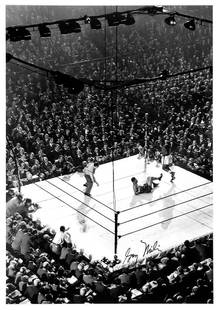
top-left (58, 20), bottom-right (81, 34)
top-left (85, 16), bottom-right (101, 29)
top-left (7, 27), bottom-right (31, 41)
top-left (90, 17), bottom-right (101, 29)
top-left (58, 21), bottom-right (68, 34)
top-left (184, 19), bottom-right (195, 31)
top-left (122, 13), bottom-right (135, 26)
top-left (38, 24), bottom-right (51, 37)
top-left (118, 14), bottom-right (128, 24)
top-left (69, 20), bottom-right (81, 33)
top-left (164, 15), bottom-right (176, 26)
top-left (107, 12), bottom-right (126, 26)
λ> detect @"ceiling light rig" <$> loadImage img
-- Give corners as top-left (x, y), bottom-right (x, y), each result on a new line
top-left (6, 6), bottom-right (211, 42)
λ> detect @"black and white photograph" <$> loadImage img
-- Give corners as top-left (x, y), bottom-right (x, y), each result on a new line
top-left (4, 1), bottom-right (214, 305)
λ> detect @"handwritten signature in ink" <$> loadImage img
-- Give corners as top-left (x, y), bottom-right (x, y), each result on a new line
top-left (122, 240), bottom-right (162, 266)
top-left (122, 247), bottom-right (139, 265)
top-left (140, 240), bottom-right (162, 257)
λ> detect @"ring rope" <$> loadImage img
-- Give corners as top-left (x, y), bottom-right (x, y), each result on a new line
top-left (58, 176), bottom-right (115, 213)
top-left (120, 203), bottom-right (213, 238)
top-left (34, 183), bottom-right (115, 235)
top-left (46, 180), bottom-right (114, 223)
top-left (119, 181), bottom-right (212, 214)
top-left (119, 192), bottom-right (212, 225)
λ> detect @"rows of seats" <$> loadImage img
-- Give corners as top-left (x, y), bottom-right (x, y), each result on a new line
top-left (6, 6), bottom-right (213, 303)
top-left (6, 192), bottom-right (213, 303)
top-left (6, 6), bottom-right (212, 189)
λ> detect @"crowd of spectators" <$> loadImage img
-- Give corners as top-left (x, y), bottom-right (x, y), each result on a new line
top-left (6, 191), bottom-right (213, 303)
top-left (5, 6), bottom-right (213, 303)
top-left (6, 6), bottom-right (212, 188)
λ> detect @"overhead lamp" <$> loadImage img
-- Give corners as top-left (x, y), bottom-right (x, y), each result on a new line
top-left (38, 24), bottom-right (51, 37)
top-left (184, 19), bottom-right (195, 31)
top-left (118, 13), bottom-right (128, 24)
top-left (7, 27), bottom-right (31, 41)
top-left (122, 13), bottom-right (135, 26)
top-left (90, 17), bottom-right (101, 29)
top-left (58, 21), bottom-right (69, 34)
top-left (164, 15), bottom-right (176, 26)
top-left (68, 20), bottom-right (81, 33)
top-left (85, 16), bottom-right (101, 29)
top-left (58, 20), bottom-right (81, 34)
top-left (107, 12), bottom-right (126, 26)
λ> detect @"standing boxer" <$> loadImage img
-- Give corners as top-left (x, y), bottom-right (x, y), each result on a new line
top-left (161, 141), bottom-right (175, 182)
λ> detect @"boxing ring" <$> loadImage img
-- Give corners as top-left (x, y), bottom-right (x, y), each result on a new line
top-left (21, 155), bottom-right (213, 262)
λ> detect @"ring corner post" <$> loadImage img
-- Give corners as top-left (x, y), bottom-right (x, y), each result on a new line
top-left (114, 211), bottom-right (119, 255)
